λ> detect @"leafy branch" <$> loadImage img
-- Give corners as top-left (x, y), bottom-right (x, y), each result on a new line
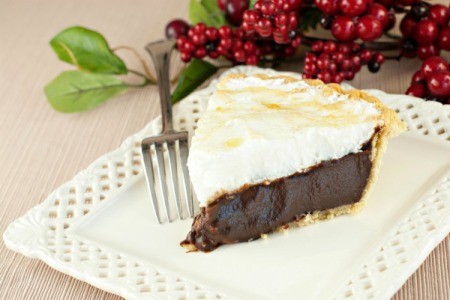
top-left (45, 23), bottom-right (219, 113)
top-left (45, 26), bottom-right (157, 112)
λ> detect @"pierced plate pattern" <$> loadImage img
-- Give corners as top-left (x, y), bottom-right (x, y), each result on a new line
top-left (3, 66), bottom-right (450, 300)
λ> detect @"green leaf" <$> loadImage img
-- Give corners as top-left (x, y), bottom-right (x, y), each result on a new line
top-left (189, 0), bottom-right (226, 28)
top-left (249, 0), bottom-right (257, 9)
top-left (172, 59), bottom-right (218, 103)
top-left (299, 7), bottom-right (322, 31)
top-left (50, 26), bottom-right (127, 75)
top-left (44, 70), bottom-right (128, 113)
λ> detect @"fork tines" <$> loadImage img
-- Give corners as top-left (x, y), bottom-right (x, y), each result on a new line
top-left (141, 131), bottom-right (193, 223)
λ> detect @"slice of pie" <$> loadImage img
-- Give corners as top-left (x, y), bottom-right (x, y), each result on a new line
top-left (181, 72), bottom-right (406, 252)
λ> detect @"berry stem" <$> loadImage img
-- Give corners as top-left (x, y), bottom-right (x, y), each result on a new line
top-left (112, 45), bottom-right (157, 83)
top-left (127, 69), bottom-right (153, 87)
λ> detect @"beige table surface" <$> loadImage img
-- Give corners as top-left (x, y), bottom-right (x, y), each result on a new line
top-left (0, 0), bottom-right (449, 299)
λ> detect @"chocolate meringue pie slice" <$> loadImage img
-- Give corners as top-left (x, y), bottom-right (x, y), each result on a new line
top-left (181, 72), bottom-right (406, 252)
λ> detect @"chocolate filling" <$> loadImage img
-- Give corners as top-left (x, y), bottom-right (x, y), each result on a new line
top-left (181, 149), bottom-right (373, 252)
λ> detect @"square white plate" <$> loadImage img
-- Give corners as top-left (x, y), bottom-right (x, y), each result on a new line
top-left (4, 67), bottom-right (450, 300)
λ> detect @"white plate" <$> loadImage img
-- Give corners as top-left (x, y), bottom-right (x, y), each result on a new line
top-left (4, 67), bottom-right (450, 300)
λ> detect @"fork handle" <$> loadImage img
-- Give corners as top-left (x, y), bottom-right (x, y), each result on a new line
top-left (146, 40), bottom-right (175, 133)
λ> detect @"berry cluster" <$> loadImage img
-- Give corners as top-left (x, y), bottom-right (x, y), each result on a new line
top-left (175, 23), bottom-right (264, 65)
top-left (242, 0), bottom-right (302, 45)
top-left (165, 0), bottom-right (450, 103)
top-left (400, 3), bottom-right (450, 60)
top-left (406, 56), bottom-right (450, 104)
top-left (315, 0), bottom-right (393, 42)
top-left (302, 40), bottom-right (385, 83)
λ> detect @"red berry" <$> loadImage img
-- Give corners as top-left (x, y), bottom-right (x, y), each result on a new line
top-left (304, 62), bottom-right (318, 74)
top-left (256, 18), bottom-right (273, 37)
top-left (275, 13), bottom-right (288, 27)
top-left (246, 55), bottom-right (259, 65)
top-left (429, 5), bottom-right (450, 27)
top-left (421, 56), bottom-right (449, 78)
top-left (344, 70), bottom-right (355, 80)
top-left (385, 13), bottom-right (396, 31)
top-left (225, 0), bottom-right (249, 26)
top-left (415, 20), bottom-right (439, 45)
top-left (341, 58), bottom-right (352, 70)
top-left (244, 41), bottom-right (256, 53)
top-left (243, 10), bottom-right (261, 24)
top-left (209, 51), bottom-right (220, 59)
top-left (206, 27), bottom-right (219, 41)
top-left (305, 53), bottom-right (317, 64)
top-left (193, 23), bottom-right (206, 33)
top-left (338, 43), bottom-right (351, 55)
top-left (273, 28), bottom-right (290, 44)
top-left (323, 41), bottom-right (337, 53)
top-left (331, 16), bottom-right (356, 41)
top-left (233, 28), bottom-right (245, 39)
top-left (400, 15), bottom-right (417, 39)
top-left (368, 3), bottom-right (389, 28)
top-left (234, 49), bottom-right (246, 62)
top-left (332, 52), bottom-right (345, 63)
top-left (232, 39), bottom-right (244, 51)
top-left (220, 38), bottom-right (232, 49)
top-left (303, 73), bottom-right (314, 79)
top-left (218, 0), bottom-right (226, 10)
top-left (416, 44), bottom-right (440, 60)
top-left (361, 49), bottom-right (372, 62)
top-left (340, 0), bottom-right (368, 17)
top-left (406, 82), bottom-right (427, 98)
top-left (194, 47), bottom-right (207, 58)
top-left (165, 19), bottom-right (190, 40)
top-left (288, 12), bottom-right (298, 29)
top-left (352, 55), bottom-right (361, 66)
top-left (329, 62), bottom-right (337, 73)
top-left (192, 33), bottom-right (207, 46)
top-left (180, 52), bottom-right (192, 62)
top-left (216, 45), bottom-right (227, 55)
top-left (242, 22), bottom-right (254, 33)
top-left (218, 25), bottom-right (232, 38)
top-left (356, 15), bottom-right (383, 41)
top-left (438, 27), bottom-right (450, 50)
top-left (427, 71), bottom-right (450, 98)
top-left (291, 36), bottom-right (302, 47)
top-left (311, 41), bottom-right (324, 52)
top-left (318, 71), bottom-right (332, 83)
top-left (317, 56), bottom-right (331, 69)
top-left (287, 0), bottom-right (302, 10)
top-left (411, 70), bottom-right (426, 83)
top-left (333, 72), bottom-right (344, 83)
top-left (179, 40), bottom-right (195, 53)
top-left (261, 1), bottom-right (276, 16)
top-left (315, 0), bottom-right (340, 15)
top-left (176, 36), bottom-right (187, 48)
top-left (373, 52), bottom-right (385, 64)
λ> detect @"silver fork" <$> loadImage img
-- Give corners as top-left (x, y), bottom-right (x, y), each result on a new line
top-left (141, 40), bottom-right (193, 223)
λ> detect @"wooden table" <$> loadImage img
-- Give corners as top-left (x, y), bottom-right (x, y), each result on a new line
top-left (0, 0), bottom-right (448, 299)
